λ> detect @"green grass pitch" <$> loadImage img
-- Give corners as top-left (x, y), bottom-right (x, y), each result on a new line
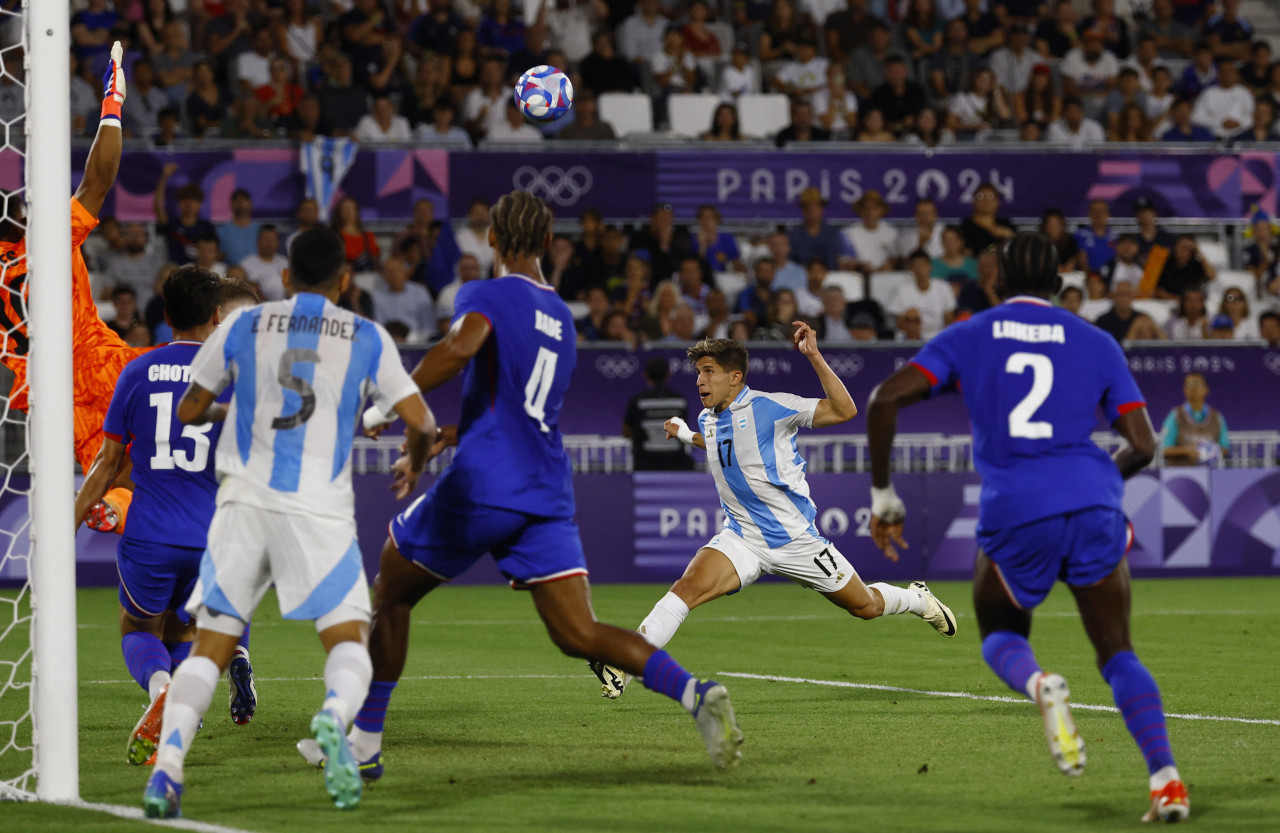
top-left (3, 578), bottom-right (1279, 832)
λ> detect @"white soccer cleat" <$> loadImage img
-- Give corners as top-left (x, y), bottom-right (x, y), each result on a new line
top-left (909, 581), bottom-right (957, 637)
top-left (692, 680), bottom-right (743, 772)
top-left (297, 737), bottom-right (326, 769)
top-left (1033, 672), bottom-right (1086, 777)
top-left (588, 661), bottom-right (628, 699)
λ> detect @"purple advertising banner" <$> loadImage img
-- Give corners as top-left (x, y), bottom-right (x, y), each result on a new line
top-left (44, 147), bottom-right (1280, 223)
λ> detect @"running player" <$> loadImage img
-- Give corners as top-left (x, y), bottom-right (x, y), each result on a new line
top-left (141, 227), bottom-right (435, 818)
top-left (75, 271), bottom-right (263, 766)
top-left (865, 232), bottom-right (1188, 823)
top-left (0, 42), bottom-right (144, 532)
top-left (300, 191), bottom-right (743, 778)
top-left (589, 333), bottom-right (956, 700)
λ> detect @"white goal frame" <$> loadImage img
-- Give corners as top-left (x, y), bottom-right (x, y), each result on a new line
top-left (25, 0), bottom-right (77, 803)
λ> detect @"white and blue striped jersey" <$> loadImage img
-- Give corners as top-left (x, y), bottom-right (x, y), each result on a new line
top-left (697, 387), bottom-right (822, 549)
top-left (189, 293), bottom-right (419, 519)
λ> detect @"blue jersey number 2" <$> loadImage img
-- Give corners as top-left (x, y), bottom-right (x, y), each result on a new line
top-left (1006, 352), bottom-right (1054, 439)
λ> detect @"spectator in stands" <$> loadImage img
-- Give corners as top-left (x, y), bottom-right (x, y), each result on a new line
top-left (103, 223), bottom-right (166, 306)
top-left (1205, 0), bottom-right (1252, 61)
top-left (354, 94), bottom-right (413, 142)
top-left (752, 288), bottom-right (802, 341)
top-left (694, 205), bottom-right (743, 272)
top-left (1259, 311), bottom-right (1280, 347)
top-left (204, 0), bottom-right (259, 79)
top-left (855, 107), bottom-right (896, 141)
top-left (184, 61), bottom-right (226, 138)
top-left (1015, 63), bottom-right (1060, 130)
top-left (870, 55), bottom-right (928, 133)
top-left (544, 0), bottom-right (596, 66)
top-left (153, 164), bottom-right (215, 266)
top-left (1099, 233), bottom-right (1143, 290)
top-left (341, 0), bottom-right (402, 90)
top-left (1110, 102), bottom-right (1151, 141)
top-left (1075, 199), bottom-right (1116, 273)
top-left (71, 0), bottom-right (119, 75)
top-left (1257, 62), bottom-right (1280, 115)
top-left (1245, 214), bottom-right (1279, 292)
top-left (1079, 0), bottom-right (1130, 60)
top-left (401, 55), bottom-right (447, 129)
top-left (989, 24), bottom-right (1037, 96)
top-left (813, 64), bottom-right (858, 133)
top-left (411, 0), bottom-right (468, 57)
top-left (1192, 59), bottom-right (1254, 138)
top-left (639, 280), bottom-right (679, 340)
top-left (1161, 97), bottom-right (1217, 141)
top-left (844, 311), bottom-right (875, 341)
top-left (238, 225), bottom-right (288, 301)
top-left (107, 286), bottom-right (142, 341)
top-left (718, 43), bottom-right (760, 103)
top-left (1166, 286), bottom-right (1209, 339)
top-left (1140, 0), bottom-right (1194, 59)
top-left (824, 0), bottom-right (878, 64)
top-left (1103, 68), bottom-right (1148, 133)
top-left (903, 0), bottom-right (944, 62)
top-left (891, 250), bottom-right (955, 339)
top-left (676, 255), bottom-right (711, 317)
top-left (1177, 41), bottom-right (1217, 98)
top-left (317, 54), bottom-right (371, 136)
top-left (1125, 313), bottom-right (1165, 341)
top-left (788, 188), bottom-right (854, 271)
top-left (757, 0), bottom-right (809, 76)
top-left (622, 357), bottom-right (694, 470)
top-left (736, 256), bottom-right (776, 326)
top-left (338, 272), bottom-right (376, 319)
top-left (1145, 65), bottom-right (1176, 133)
top-left (1156, 235), bottom-right (1215, 299)
top-left (435, 253), bottom-right (483, 330)
top-left (289, 93), bottom-right (323, 141)
top-left (844, 190), bottom-right (898, 273)
top-left (278, 0), bottom-right (322, 71)
top-left (793, 257), bottom-right (827, 317)
top-left (701, 102), bottom-right (742, 141)
top-left (774, 33), bottom-right (827, 104)
top-left (255, 56), bottom-right (305, 129)
top-left (1206, 314), bottom-right (1236, 339)
top-left (372, 257), bottom-right (436, 337)
top-left (619, 0), bottom-right (669, 67)
top-left (1217, 288), bottom-right (1260, 339)
top-left (954, 246), bottom-right (1001, 315)
top-left (1162, 372), bottom-right (1230, 465)
top-left (1034, 0), bottom-right (1078, 59)
top-left (661, 304), bottom-right (698, 342)
top-left (776, 99), bottom-right (832, 146)
top-left (216, 189), bottom-right (261, 267)
top-left (1229, 98), bottom-right (1280, 145)
top-left (1095, 278), bottom-right (1138, 342)
top-left (898, 198), bottom-right (944, 261)
top-left (1039, 209), bottom-right (1084, 273)
top-left (701, 289), bottom-right (733, 339)
top-left (1074, 271), bottom-right (1107, 320)
top-left (193, 231), bottom-right (227, 277)
top-left (1133, 197), bottom-right (1177, 265)
top-left (135, 0), bottom-right (174, 58)
top-left (894, 307), bottom-right (925, 341)
top-left (947, 66), bottom-right (1012, 136)
top-left (765, 232), bottom-right (807, 291)
top-left (285, 198), bottom-right (319, 255)
top-left (332, 196), bottom-right (380, 273)
top-left (477, 0), bottom-right (526, 57)
top-left (597, 225), bottom-right (631, 301)
top-left (652, 27), bottom-right (700, 126)
top-left (960, 183), bottom-right (1015, 255)
top-left (682, 0), bottom-right (722, 60)
top-left (634, 202), bottom-right (694, 284)
top-left (815, 286), bottom-right (853, 343)
top-left (1122, 35), bottom-right (1167, 94)
top-left (1240, 40), bottom-right (1272, 92)
top-left (845, 23), bottom-right (902, 104)
top-left (580, 31), bottom-right (637, 97)
top-left (932, 225), bottom-right (977, 281)
top-left (453, 197), bottom-right (494, 279)
top-left (959, 0), bottom-right (1004, 57)
top-left (902, 107), bottom-right (955, 147)
top-left (575, 286), bottom-right (611, 341)
top-left (559, 91), bottom-right (618, 140)
top-left (1060, 31), bottom-right (1118, 118)
top-left (416, 100), bottom-right (472, 145)
top-left (69, 53), bottom-right (98, 139)
top-left (463, 57), bottom-right (510, 142)
top-left (1059, 285), bottom-right (1084, 317)
top-left (927, 18), bottom-right (981, 102)
top-left (236, 29), bottom-right (276, 96)
top-left (122, 58), bottom-right (169, 140)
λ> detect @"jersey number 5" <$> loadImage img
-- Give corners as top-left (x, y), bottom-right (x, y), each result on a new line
top-left (1006, 352), bottom-right (1053, 439)
top-left (273, 348), bottom-right (320, 430)
top-left (524, 347), bottom-right (558, 433)
top-left (149, 391), bottom-right (214, 471)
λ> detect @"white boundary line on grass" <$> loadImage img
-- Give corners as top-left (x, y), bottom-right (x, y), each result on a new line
top-left (62, 800), bottom-right (258, 833)
top-left (715, 672), bottom-right (1280, 726)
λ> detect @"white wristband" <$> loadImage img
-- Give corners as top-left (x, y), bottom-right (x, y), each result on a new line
top-left (670, 417), bottom-right (696, 445)
top-left (362, 404), bottom-right (396, 431)
top-left (870, 485), bottom-right (906, 522)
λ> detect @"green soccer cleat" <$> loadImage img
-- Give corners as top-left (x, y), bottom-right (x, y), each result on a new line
top-left (311, 709), bottom-right (363, 810)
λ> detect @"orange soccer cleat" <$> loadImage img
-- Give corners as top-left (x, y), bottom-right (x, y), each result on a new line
top-left (1143, 779), bottom-right (1190, 823)
top-left (86, 487), bottom-right (132, 534)
top-left (127, 683), bottom-right (168, 766)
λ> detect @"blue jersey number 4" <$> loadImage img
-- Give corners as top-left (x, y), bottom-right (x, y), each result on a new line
top-left (524, 347), bottom-right (558, 433)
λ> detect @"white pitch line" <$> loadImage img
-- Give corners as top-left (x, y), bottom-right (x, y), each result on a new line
top-left (86, 673), bottom-right (579, 685)
top-left (716, 672), bottom-right (1280, 727)
top-left (64, 800), bottom-right (259, 833)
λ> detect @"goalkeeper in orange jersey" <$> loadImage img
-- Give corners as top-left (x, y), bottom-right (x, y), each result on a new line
top-left (0, 42), bottom-right (147, 532)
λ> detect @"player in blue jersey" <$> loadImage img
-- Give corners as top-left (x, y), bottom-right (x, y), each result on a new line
top-left (588, 334), bottom-right (957, 701)
top-left (75, 268), bottom-right (261, 766)
top-left (139, 227), bottom-right (436, 818)
top-left (865, 233), bottom-right (1188, 823)
top-left (300, 191), bottom-right (744, 777)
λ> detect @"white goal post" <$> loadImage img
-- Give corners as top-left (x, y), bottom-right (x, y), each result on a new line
top-left (26, 0), bottom-right (77, 803)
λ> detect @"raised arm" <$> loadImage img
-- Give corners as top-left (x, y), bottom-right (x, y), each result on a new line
top-left (793, 321), bottom-right (857, 427)
top-left (73, 42), bottom-right (127, 219)
top-left (664, 417), bottom-right (706, 450)
top-left (73, 438), bottom-right (127, 528)
top-left (865, 364), bottom-right (934, 561)
top-left (408, 311), bottom-right (492, 392)
top-left (152, 162), bottom-right (177, 226)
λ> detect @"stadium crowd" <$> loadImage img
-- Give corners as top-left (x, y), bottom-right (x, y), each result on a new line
top-left (47, 0), bottom-right (1280, 144)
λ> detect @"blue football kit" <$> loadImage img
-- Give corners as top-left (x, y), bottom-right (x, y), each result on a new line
top-left (390, 274), bottom-right (588, 587)
top-left (103, 341), bottom-right (223, 618)
top-left (908, 296), bottom-right (1146, 607)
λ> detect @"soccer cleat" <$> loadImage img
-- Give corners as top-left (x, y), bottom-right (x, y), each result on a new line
top-left (910, 581), bottom-right (957, 637)
top-left (1143, 779), bottom-right (1190, 823)
top-left (85, 499), bottom-right (120, 533)
top-left (296, 737), bottom-right (384, 782)
top-left (588, 660), bottom-right (628, 699)
top-left (1033, 672), bottom-right (1086, 777)
top-left (127, 684), bottom-right (168, 766)
top-left (228, 647), bottom-right (257, 725)
top-left (310, 709), bottom-right (363, 810)
top-left (691, 679), bottom-right (744, 772)
top-left (142, 769), bottom-right (183, 819)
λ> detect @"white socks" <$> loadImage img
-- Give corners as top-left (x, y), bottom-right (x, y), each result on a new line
top-left (321, 641), bottom-right (373, 730)
top-left (349, 726), bottom-right (381, 763)
top-left (154, 655), bottom-right (220, 781)
top-left (638, 592), bottom-right (691, 650)
top-left (148, 670), bottom-right (172, 701)
top-left (1150, 765), bottom-right (1181, 792)
top-left (870, 582), bottom-right (927, 616)
top-left (679, 678), bottom-right (698, 712)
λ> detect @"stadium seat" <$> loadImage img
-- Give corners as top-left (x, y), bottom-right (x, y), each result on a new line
top-left (870, 270), bottom-right (912, 308)
top-left (1059, 270), bottom-right (1086, 291)
top-left (668, 93), bottom-right (720, 138)
top-left (598, 93), bottom-right (654, 136)
top-left (738, 94), bottom-right (790, 139)
top-left (564, 301), bottom-right (589, 321)
top-left (1197, 239), bottom-right (1229, 271)
top-left (1132, 298), bottom-right (1174, 328)
top-left (354, 271), bottom-right (381, 294)
top-left (714, 271), bottom-right (748, 299)
top-left (1216, 269), bottom-right (1254, 294)
top-left (822, 271), bottom-right (865, 302)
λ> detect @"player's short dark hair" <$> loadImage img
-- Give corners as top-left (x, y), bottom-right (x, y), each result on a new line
top-left (163, 265), bottom-right (223, 330)
top-left (1061, 286), bottom-right (1083, 301)
top-left (112, 285), bottom-right (137, 300)
top-left (176, 183), bottom-right (204, 203)
top-left (1259, 310), bottom-right (1280, 327)
top-left (645, 356), bottom-right (670, 383)
top-left (999, 232), bottom-right (1061, 297)
top-left (490, 190), bottom-right (554, 259)
top-left (687, 338), bottom-right (749, 378)
top-left (219, 276), bottom-right (262, 308)
top-left (288, 226), bottom-right (347, 287)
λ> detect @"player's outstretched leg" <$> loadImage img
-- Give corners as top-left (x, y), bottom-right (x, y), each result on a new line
top-left (537, 575), bottom-right (743, 772)
top-left (974, 554), bottom-right (1085, 777)
top-left (121, 623), bottom-right (173, 766)
top-left (824, 574), bottom-right (958, 637)
top-left (1070, 561), bottom-right (1187, 823)
top-left (228, 624), bottom-right (257, 725)
top-left (311, 625), bottom-right (374, 811)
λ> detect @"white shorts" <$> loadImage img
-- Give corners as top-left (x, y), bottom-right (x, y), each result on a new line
top-left (703, 527), bottom-right (856, 594)
top-left (186, 501), bottom-right (371, 636)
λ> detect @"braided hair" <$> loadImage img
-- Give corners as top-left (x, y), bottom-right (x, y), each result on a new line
top-left (490, 190), bottom-right (554, 260)
top-left (998, 232), bottom-right (1062, 298)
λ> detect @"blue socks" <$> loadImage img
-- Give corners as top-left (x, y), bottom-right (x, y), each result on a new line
top-left (122, 632), bottom-right (171, 693)
top-left (164, 640), bottom-right (192, 667)
top-left (1102, 651), bottom-right (1176, 775)
top-left (641, 650), bottom-right (696, 711)
top-left (237, 624), bottom-right (251, 652)
top-left (982, 631), bottom-right (1043, 696)
top-left (354, 681), bottom-right (398, 733)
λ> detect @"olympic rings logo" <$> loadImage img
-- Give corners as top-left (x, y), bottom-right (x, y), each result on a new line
top-left (1265, 352), bottom-right (1280, 376)
top-left (824, 355), bottom-right (865, 377)
top-left (512, 165), bottom-right (594, 206)
top-left (594, 354), bottom-right (639, 379)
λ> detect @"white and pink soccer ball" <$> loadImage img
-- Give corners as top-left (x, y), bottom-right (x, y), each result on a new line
top-left (513, 65), bottom-right (574, 123)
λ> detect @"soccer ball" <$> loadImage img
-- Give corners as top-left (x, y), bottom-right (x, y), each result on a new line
top-left (514, 65), bottom-right (574, 123)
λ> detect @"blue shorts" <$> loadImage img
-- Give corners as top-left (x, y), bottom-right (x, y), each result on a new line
top-left (389, 486), bottom-right (588, 589)
top-left (117, 538), bottom-right (203, 619)
top-left (977, 506), bottom-right (1130, 610)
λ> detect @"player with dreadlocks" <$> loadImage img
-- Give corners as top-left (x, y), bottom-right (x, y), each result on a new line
top-left (865, 232), bottom-right (1189, 823)
top-left (297, 190), bottom-right (745, 776)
